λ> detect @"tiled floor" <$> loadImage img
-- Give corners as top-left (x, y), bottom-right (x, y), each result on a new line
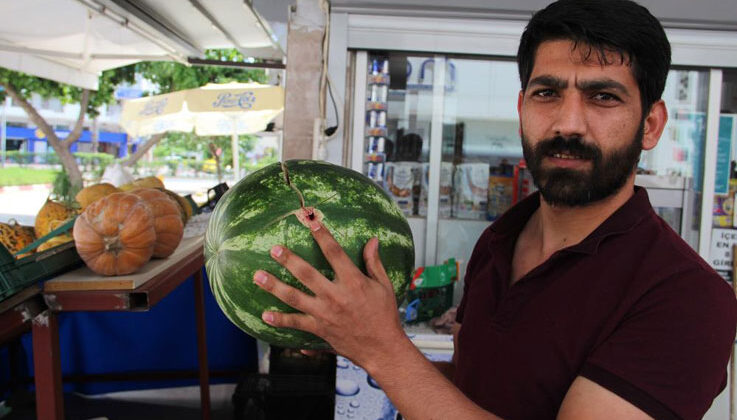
top-left (2, 384), bottom-right (236, 420)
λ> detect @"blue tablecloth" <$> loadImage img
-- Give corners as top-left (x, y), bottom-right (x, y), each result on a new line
top-left (1, 271), bottom-right (257, 395)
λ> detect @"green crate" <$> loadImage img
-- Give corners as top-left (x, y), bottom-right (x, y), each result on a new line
top-left (405, 283), bottom-right (454, 323)
top-left (0, 240), bottom-right (83, 303)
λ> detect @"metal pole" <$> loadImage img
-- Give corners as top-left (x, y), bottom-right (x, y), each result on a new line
top-left (231, 117), bottom-right (239, 184)
top-left (729, 245), bottom-right (737, 420)
top-left (1, 96), bottom-right (8, 168)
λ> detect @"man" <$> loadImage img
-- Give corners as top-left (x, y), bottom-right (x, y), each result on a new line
top-left (251, 0), bottom-right (737, 418)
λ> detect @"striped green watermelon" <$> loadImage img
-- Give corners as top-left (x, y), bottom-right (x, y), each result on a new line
top-left (204, 160), bottom-right (415, 349)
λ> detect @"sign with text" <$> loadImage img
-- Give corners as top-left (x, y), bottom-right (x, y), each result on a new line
top-left (709, 228), bottom-right (737, 271)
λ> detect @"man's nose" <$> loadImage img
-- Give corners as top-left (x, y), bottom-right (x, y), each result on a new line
top-left (551, 94), bottom-right (587, 138)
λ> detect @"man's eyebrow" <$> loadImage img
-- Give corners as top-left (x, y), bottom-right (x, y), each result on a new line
top-left (527, 75), bottom-right (631, 97)
top-left (576, 79), bottom-right (631, 97)
top-left (527, 75), bottom-right (567, 89)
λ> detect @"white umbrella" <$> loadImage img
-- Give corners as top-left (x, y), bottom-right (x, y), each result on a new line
top-left (120, 82), bottom-right (284, 180)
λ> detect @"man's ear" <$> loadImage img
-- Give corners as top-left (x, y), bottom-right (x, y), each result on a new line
top-left (642, 100), bottom-right (668, 151)
top-left (517, 90), bottom-right (524, 137)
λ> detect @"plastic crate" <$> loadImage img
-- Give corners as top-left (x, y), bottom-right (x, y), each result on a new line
top-left (405, 283), bottom-right (454, 323)
top-left (0, 240), bottom-right (83, 303)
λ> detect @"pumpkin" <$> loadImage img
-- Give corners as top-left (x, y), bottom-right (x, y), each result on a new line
top-left (130, 188), bottom-right (184, 258)
top-left (35, 199), bottom-right (76, 238)
top-left (73, 192), bottom-right (157, 276)
top-left (0, 219), bottom-right (36, 257)
top-left (75, 183), bottom-right (120, 210)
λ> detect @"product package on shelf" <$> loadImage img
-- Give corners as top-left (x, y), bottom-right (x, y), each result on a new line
top-left (385, 162), bottom-right (419, 216)
top-left (513, 159), bottom-right (537, 204)
top-left (488, 165), bottom-right (515, 221)
top-left (419, 162), bottom-right (453, 218)
top-left (453, 163), bottom-right (490, 220)
top-left (364, 56), bottom-right (391, 184)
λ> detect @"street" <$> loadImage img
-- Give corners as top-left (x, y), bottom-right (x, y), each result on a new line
top-left (0, 176), bottom-right (230, 226)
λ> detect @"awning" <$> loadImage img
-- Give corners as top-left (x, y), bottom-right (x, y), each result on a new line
top-left (0, 0), bottom-right (284, 90)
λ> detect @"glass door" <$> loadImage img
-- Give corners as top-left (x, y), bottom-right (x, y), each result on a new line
top-left (434, 58), bottom-right (523, 302)
top-left (351, 51), bottom-right (440, 268)
top-left (705, 69), bottom-right (737, 280)
top-left (639, 69), bottom-right (711, 252)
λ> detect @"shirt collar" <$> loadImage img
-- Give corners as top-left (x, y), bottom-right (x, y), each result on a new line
top-left (488, 186), bottom-right (654, 255)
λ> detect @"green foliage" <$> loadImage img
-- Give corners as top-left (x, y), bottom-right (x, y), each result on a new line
top-left (5, 151), bottom-right (56, 166)
top-left (51, 168), bottom-right (80, 207)
top-left (0, 48), bottom-right (265, 118)
top-left (151, 131), bottom-right (266, 169)
top-left (0, 167), bottom-right (59, 186)
top-left (135, 49), bottom-right (267, 95)
top-left (0, 66), bottom-right (136, 118)
top-left (4, 151), bottom-right (114, 170)
top-left (0, 48), bottom-right (269, 184)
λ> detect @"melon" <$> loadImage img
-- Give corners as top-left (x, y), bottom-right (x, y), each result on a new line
top-left (76, 183), bottom-right (120, 210)
top-left (204, 160), bottom-right (415, 349)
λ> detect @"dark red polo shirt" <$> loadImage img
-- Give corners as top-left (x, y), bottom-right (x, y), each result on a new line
top-left (454, 187), bottom-right (737, 420)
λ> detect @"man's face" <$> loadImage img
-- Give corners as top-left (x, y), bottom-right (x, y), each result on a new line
top-left (517, 40), bottom-right (646, 207)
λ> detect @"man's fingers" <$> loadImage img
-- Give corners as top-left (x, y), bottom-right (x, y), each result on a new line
top-left (363, 237), bottom-right (391, 286)
top-left (253, 270), bottom-right (319, 313)
top-left (308, 223), bottom-right (363, 280)
top-left (299, 349), bottom-right (337, 357)
top-left (261, 310), bottom-right (318, 335)
top-left (268, 245), bottom-right (332, 295)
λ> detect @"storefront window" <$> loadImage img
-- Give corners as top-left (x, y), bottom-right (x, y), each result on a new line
top-left (362, 52), bottom-right (434, 220)
top-left (435, 58), bottom-right (522, 271)
top-left (707, 69), bottom-right (737, 278)
top-left (638, 69), bottom-right (710, 249)
top-left (355, 53), bottom-right (716, 268)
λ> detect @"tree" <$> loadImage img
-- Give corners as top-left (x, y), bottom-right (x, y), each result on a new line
top-left (0, 48), bottom-right (267, 189)
top-left (120, 49), bottom-right (267, 168)
top-left (0, 66), bottom-right (135, 189)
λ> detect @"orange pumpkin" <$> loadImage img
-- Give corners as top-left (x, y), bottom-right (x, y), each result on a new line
top-left (130, 188), bottom-right (184, 258)
top-left (73, 192), bottom-right (156, 276)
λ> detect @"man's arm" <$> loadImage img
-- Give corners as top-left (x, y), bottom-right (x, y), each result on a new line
top-left (557, 376), bottom-right (653, 420)
top-left (253, 222), bottom-right (652, 419)
top-left (431, 323), bottom-right (460, 380)
top-left (254, 222), bottom-right (498, 419)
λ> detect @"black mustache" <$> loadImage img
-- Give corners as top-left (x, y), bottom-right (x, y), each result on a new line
top-left (536, 136), bottom-right (601, 161)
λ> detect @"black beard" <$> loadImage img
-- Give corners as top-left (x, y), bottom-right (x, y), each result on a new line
top-left (521, 123), bottom-right (644, 207)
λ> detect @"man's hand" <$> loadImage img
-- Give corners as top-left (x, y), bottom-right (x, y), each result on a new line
top-left (252, 221), bottom-right (407, 369)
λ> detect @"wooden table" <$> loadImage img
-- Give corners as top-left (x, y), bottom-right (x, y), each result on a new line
top-left (0, 284), bottom-right (45, 346)
top-left (37, 235), bottom-right (210, 420)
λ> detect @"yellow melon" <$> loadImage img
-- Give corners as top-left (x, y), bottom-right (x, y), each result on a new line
top-left (0, 219), bottom-right (36, 257)
top-left (35, 199), bottom-right (76, 238)
top-left (36, 234), bottom-right (73, 253)
top-left (120, 176), bottom-right (165, 192)
top-left (75, 183), bottom-right (121, 210)
top-left (159, 188), bottom-right (193, 224)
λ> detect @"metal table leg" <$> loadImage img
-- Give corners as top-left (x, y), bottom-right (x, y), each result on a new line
top-left (194, 268), bottom-right (211, 420)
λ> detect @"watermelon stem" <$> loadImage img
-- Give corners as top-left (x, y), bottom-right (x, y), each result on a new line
top-left (280, 161), bottom-right (306, 208)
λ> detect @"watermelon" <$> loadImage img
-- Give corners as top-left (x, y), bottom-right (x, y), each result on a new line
top-left (204, 160), bottom-right (415, 349)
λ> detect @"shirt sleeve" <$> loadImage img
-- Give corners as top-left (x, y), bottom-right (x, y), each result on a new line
top-left (581, 269), bottom-right (737, 420)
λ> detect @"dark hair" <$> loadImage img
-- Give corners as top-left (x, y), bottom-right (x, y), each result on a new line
top-left (517, 0), bottom-right (671, 114)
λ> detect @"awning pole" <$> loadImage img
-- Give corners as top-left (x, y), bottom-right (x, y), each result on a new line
top-left (231, 118), bottom-right (239, 183)
top-left (1, 97), bottom-right (8, 168)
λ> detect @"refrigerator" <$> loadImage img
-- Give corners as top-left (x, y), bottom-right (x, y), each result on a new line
top-left (349, 51), bottom-right (704, 300)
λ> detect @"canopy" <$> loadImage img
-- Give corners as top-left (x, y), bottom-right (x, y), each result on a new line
top-left (120, 82), bottom-right (284, 180)
top-left (0, 0), bottom-right (284, 90)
